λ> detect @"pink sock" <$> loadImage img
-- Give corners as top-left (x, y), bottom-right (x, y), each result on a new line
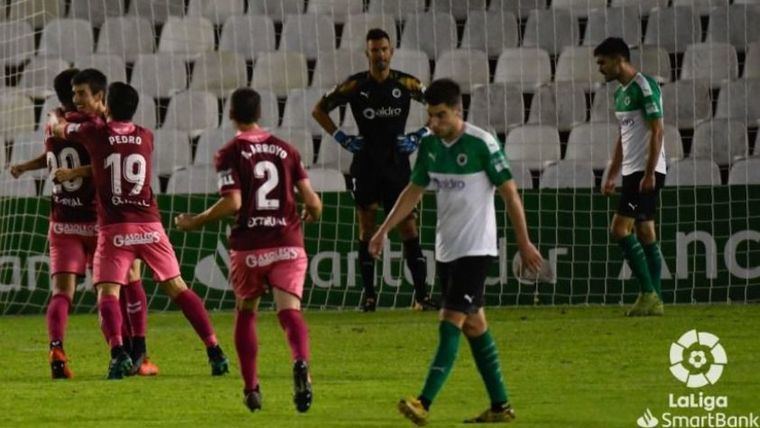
top-left (118, 287), bottom-right (133, 339)
top-left (174, 290), bottom-right (218, 347)
top-left (123, 280), bottom-right (148, 337)
top-left (98, 294), bottom-right (123, 348)
top-left (235, 310), bottom-right (259, 391)
top-left (46, 294), bottom-right (71, 343)
top-left (277, 309), bottom-right (310, 361)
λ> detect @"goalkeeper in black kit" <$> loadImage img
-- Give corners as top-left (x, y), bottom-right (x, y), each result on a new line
top-left (312, 28), bottom-right (435, 312)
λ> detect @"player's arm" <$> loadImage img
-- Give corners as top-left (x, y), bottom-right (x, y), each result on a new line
top-left (602, 134), bottom-right (623, 196)
top-left (9, 153), bottom-right (47, 178)
top-left (312, 80), bottom-right (364, 153)
top-left (368, 183), bottom-right (425, 258)
top-left (174, 191), bottom-right (242, 231)
top-left (641, 117), bottom-right (664, 192)
top-left (54, 165), bottom-right (93, 183)
top-left (295, 178), bottom-right (322, 222)
top-left (497, 179), bottom-right (543, 273)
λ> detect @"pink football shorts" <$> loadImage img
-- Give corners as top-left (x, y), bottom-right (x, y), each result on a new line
top-left (229, 247), bottom-right (307, 300)
top-left (93, 222), bottom-right (180, 285)
top-left (48, 222), bottom-right (97, 276)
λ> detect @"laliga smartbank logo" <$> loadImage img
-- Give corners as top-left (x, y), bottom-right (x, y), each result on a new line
top-left (636, 330), bottom-right (758, 428)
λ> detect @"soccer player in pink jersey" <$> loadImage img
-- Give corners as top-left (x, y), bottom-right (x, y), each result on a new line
top-left (175, 88), bottom-right (322, 413)
top-left (50, 76), bottom-right (229, 379)
top-left (10, 69), bottom-right (155, 378)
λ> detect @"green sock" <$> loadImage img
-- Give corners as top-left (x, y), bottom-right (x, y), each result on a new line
top-left (618, 234), bottom-right (654, 294)
top-left (468, 330), bottom-right (509, 406)
top-left (642, 241), bottom-right (663, 299)
top-left (419, 320), bottom-right (461, 405)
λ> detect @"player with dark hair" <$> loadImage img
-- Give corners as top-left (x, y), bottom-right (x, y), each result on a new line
top-left (370, 79), bottom-right (544, 425)
top-left (50, 79), bottom-right (229, 379)
top-left (176, 88), bottom-right (322, 413)
top-left (595, 37), bottom-right (667, 316)
top-left (313, 28), bottom-right (435, 312)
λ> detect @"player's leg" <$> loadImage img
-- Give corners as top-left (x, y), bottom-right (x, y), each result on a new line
top-left (235, 296), bottom-right (262, 412)
top-left (47, 273), bottom-right (76, 379)
top-left (634, 172), bottom-right (666, 310)
top-left (122, 260), bottom-right (158, 375)
top-left (357, 204), bottom-right (380, 311)
top-left (96, 282), bottom-right (134, 379)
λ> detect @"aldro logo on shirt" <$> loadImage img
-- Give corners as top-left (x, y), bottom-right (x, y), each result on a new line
top-left (362, 106), bottom-right (402, 119)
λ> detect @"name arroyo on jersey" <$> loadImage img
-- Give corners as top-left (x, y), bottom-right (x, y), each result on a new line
top-left (113, 231), bottom-right (161, 247)
top-left (244, 143), bottom-right (288, 159)
top-left (245, 247), bottom-right (300, 268)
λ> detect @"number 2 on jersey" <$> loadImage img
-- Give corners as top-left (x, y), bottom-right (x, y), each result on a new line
top-left (254, 160), bottom-right (280, 210)
top-left (105, 153), bottom-right (146, 195)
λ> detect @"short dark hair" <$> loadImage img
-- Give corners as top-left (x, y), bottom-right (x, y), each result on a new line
top-left (53, 68), bottom-right (79, 110)
top-left (593, 37), bottom-right (630, 61)
top-left (107, 82), bottom-right (139, 121)
top-left (366, 28), bottom-right (391, 43)
top-left (71, 68), bottom-right (108, 96)
top-left (423, 78), bottom-right (461, 107)
top-left (229, 88), bottom-right (261, 124)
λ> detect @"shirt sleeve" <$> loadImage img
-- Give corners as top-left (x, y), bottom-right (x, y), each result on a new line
top-left (399, 75), bottom-right (425, 103)
top-left (641, 81), bottom-right (663, 121)
top-left (482, 137), bottom-right (513, 186)
top-left (290, 148), bottom-right (308, 182)
top-left (214, 143), bottom-right (241, 195)
top-left (409, 137), bottom-right (431, 187)
top-left (318, 77), bottom-right (358, 113)
top-left (62, 121), bottom-right (94, 147)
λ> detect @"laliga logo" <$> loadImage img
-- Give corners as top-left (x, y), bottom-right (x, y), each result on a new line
top-left (669, 330), bottom-right (727, 388)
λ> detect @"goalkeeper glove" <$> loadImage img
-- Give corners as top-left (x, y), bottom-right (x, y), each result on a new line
top-left (396, 127), bottom-right (430, 154)
top-left (332, 129), bottom-right (364, 154)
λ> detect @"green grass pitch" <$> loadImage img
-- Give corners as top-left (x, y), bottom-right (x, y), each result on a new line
top-left (1, 305), bottom-right (759, 427)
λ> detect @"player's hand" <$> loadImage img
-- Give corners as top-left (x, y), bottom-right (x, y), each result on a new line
top-left (9, 164), bottom-right (24, 178)
top-left (518, 242), bottom-right (544, 275)
top-left (174, 213), bottom-right (198, 231)
top-left (332, 129), bottom-right (364, 154)
top-left (395, 127), bottom-right (429, 154)
top-left (301, 208), bottom-right (317, 223)
top-left (602, 178), bottom-right (616, 196)
top-left (368, 232), bottom-right (386, 259)
top-left (639, 173), bottom-right (655, 193)
top-left (53, 168), bottom-right (76, 183)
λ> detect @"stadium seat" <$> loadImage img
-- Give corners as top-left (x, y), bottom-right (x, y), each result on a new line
top-left (527, 83), bottom-right (587, 132)
top-left (8, 131), bottom-right (46, 178)
top-left (271, 127), bottom-right (316, 166)
top-left (467, 83), bottom-right (524, 134)
top-left (554, 47), bottom-right (606, 91)
top-left (38, 19), bottom-right (93, 62)
top-left (0, 172), bottom-right (37, 197)
top-left (629, 45), bottom-right (672, 83)
top-left (367, 0), bottom-right (425, 20)
top-left (249, 0), bottom-right (304, 22)
top-left (665, 158), bottom-right (721, 186)
top-left (745, 42), bottom-right (760, 79)
top-left (187, 0), bottom-right (244, 26)
top-left (583, 6), bottom-right (642, 48)
top-left (282, 88), bottom-right (338, 136)
top-left (307, 0), bottom-right (364, 24)
top-left (252, 52), bottom-right (309, 98)
top-left (134, 92), bottom-right (157, 130)
top-left (0, 21), bottom-right (35, 68)
top-left (488, 0), bottom-right (545, 20)
top-left (152, 129), bottom-right (191, 176)
top-left (691, 119), bottom-right (749, 166)
top-left (130, 53), bottom-right (188, 98)
top-left (74, 54), bottom-right (127, 84)
top-left (193, 126), bottom-right (236, 165)
top-left (311, 49), bottom-right (367, 90)
top-left (18, 56), bottom-right (70, 100)
top-left (522, 9), bottom-right (579, 56)
top-left (307, 168), bottom-right (346, 192)
top-left (404, 102), bottom-right (429, 132)
top-left (493, 48), bottom-right (552, 92)
top-left (219, 15), bottom-right (276, 61)
top-left (36, 96), bottom-right (59, 131)
top-left (340, 13), bottom-right (398, 51)
top-left (643, 7), bottom-right (702, 54)
top-left (565, 123), bottom-right (619, 169)
top-left (279, 14), bottom-right (336, 61)
top-left (391, 49), bottom-right (431, 85)
top-left (189, 51), bottom-right (248, 97)
top-left (715, 79), bottom-right (760, 124)
top-left (550, 0), bottom-right (607, 18)
top-left (672, 0), bottom-right (729, 17)
top-left (507, 160), bottom-right (533, 189)
top-left (165, 165), bottom-right (218, 194)
top-left (221, 89), bottom-right (279, 128)
top-left (539, 160), bottom-right (595, 189)
top-left (433, 49), bottom-right (490, 94)
top-left (317, 131), bottom-right (352, 173)
top-left (609, 0), bottom-right (668, 16)
top-left (68, 0), bottom-right (124, 28)
top-left (680, 43), bottom-right (738, 88)
top-left (97, 17), bottom-right (155, 62)
top-left (9, 0), bottom-right (63, 29)
top-left (661, 79), bottom-right (712, 130)
top-left (400, 12), bottom-right (458, 60)
top-left (503, 124), bottom-right (561, 170)
top-left (162, 90), bottom-right (219, 135)
top-left (727, 157), bottom-right (760, 184)
top-left (589, 81), bottom-right (620, 124)
top-left (158, 16), bottom-right (215, 60)
top-left (127, 0), bottom-right (186, 25)
top-left (663, 124), bottom-right (685, 160)
top-left (460, 10), bottom-right (519, 58)
top-left (429, 0), bottom-right (487, 20)
top-left (706, 4), bottom-right (760, 52)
